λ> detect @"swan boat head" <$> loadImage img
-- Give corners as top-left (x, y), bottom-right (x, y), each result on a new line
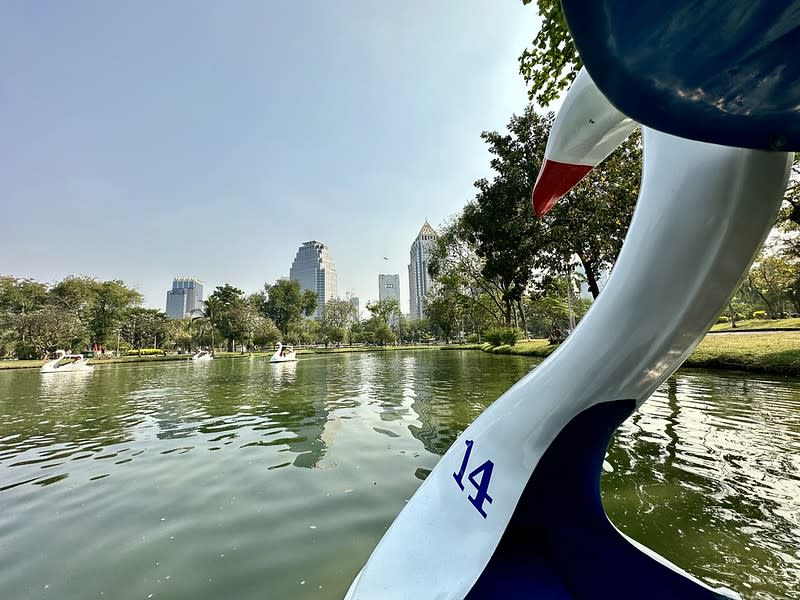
top-left (346, 5), bottom-right (797, 598)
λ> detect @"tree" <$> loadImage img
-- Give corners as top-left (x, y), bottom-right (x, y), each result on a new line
top-left (365, 298), bottom-right (400, 326)
top-left (518, 0), bottom-right (580, 106)
top-left (364, 317), bottom-right (396, 346)
top-left (425, 293), bottom-right (462, 343)
top-left (50, 276), bottom-right (100, 329)
top-left (320, 298), bottom-right (356, 347)
top-left (460, 107), bottom-right (552, 325)
top-left (14, 306), bottom-right (85, 357)
top-left (168, 318), bottom-right (193, 352)
top-left (778, 155), bottom-right (800, 227)
top-left (250, 315), bottom-right (281, 349)
top-left (0, 277), bottom-right (53, 354)
top-left (0, 277), bottom-right (49, 314)
top-left (260, 280), bottom-right (317, 337)
top-left (428, 219), bottom-right (506, 335)
top-left (86, 280), bottom-right (142, 346)
top-left (120, 308), bottom-right (170, 350)
top-left (539, 131), bottom-right (642, 298)
top-left (744, 252), bottom-right (798, 318)
top-left (206, 285), bottom-right (248, 352)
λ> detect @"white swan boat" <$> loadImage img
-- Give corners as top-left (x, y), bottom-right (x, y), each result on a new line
top-left (40, 350), bottom-right (94, 373)
top-left (191, 350), bottom-right (213, 361)
top-left (345, 4), bottom-right (798, 598)
top-left (269, 342), bottom-right (297, 363)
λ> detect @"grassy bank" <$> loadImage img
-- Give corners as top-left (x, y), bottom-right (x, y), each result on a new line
top-left (481, 332), bottom-right (800, 376)
top-left (684, 332), bottom-right (800, 375)
top-left (710, 317), bottom-right (800, 331)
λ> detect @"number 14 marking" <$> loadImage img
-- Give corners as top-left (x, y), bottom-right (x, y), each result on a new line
top-left (452, 439), bottom-right (494, 518)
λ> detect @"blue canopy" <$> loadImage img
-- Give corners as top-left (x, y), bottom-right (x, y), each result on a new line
top-left (561, 0), bottom-right (800, 151)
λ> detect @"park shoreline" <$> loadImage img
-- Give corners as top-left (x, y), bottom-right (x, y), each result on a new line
top-left (2, 333), bottom-right (799, 378)
top-left (478, 331), bottom-right (800, 377)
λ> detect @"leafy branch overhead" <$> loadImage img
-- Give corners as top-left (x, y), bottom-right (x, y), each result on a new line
top-left (519, 0), bottom-right (581, 106)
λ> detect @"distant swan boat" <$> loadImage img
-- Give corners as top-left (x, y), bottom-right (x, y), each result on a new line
top-left (40, 350), bottom-right (93, 373)
top-left (191, 350), bottom-right (213, 361)
top-left (269, 343), bottom-right (297, 363)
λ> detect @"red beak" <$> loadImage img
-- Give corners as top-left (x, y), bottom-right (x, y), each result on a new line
top-left (531, 159), bottom-right (593, 216)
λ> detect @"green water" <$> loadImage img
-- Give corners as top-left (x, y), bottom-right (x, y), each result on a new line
top-left (0, 351), bottom-right (798, 599)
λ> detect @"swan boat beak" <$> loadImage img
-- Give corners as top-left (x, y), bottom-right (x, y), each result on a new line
top-left (532, 68), bottom-right (637, 216)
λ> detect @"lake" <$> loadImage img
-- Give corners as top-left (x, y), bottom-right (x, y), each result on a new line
top-left (0, 351), bottom-right (798, 599)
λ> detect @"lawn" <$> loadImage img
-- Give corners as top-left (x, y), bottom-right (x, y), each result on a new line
top-left (710, 317), bottom-right (800, 331)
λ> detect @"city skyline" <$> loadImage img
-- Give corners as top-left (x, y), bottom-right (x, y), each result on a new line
top-left (158, 221), bottom-right (428, 319)
top-left (0, 3), bottom-right (541, 311)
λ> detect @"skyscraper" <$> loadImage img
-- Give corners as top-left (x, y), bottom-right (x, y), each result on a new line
top-left (408, 221), bottom-right (438, 320)
top-left (289, 241), bottom-right (338, 319)
top-left (165, 276), bottom-right (204, 319)
top-left (349, 296), bottom-right (360, 321)
top-left (378, 274), bottom-right (401, 326)
top-left (378, 274), bottom-right (401, 304)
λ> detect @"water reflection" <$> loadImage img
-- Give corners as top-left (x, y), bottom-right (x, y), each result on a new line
top-left (0, 354), bottom-right (798, 599)
top-left (38, 370), bottom-right (94, 399)
top-left (605, 371), bottom-right (800, 599)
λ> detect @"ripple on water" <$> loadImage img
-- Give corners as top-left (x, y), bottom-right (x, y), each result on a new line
top-left (0, 355), bottom-right (798, 598)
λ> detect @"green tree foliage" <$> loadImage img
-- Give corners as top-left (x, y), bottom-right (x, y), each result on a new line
top-left (260, 279), bottom-right (317, 337)
top-left (365, 317), bottom-right (396, 346)
top-left (0, 277), bottom-right (49, 314)
top-left (87, 280), bottom-right (143, 346)
top-left (0, 275), bottom-right (140, 356)
top-left (459, 107), bottom-right (551, 325)
top-left (286, 318), bottom-right (320, 347)
top-left (365, 298), bottom-right (400, 326)
top-left (206, 285), bottom-right (248, 352)
top-left (14, 306), bottom-right (86, 357)
top-left (540, 131), bottom-right (642, 298)
top-left (744, 251), bottom-right (799, 318)
top-left (518, 0), bottom-right (580, 106)
top-left (320, 298), bottom-right (356, 347)
top-left (242, 293), bottom-right (281, 350)
top-left (119, 307), bottom-right (171, 350)
top-left (428, 219), bottom-right (505, 336)
top-left (778, 156), bottom-right (800, 227)
top-left (168, 318), bottom-right (194, 353)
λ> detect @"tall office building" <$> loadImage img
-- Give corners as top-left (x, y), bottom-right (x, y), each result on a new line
top-left (165, 276), bottom-right (204, 319)
top-left (289, 241), bottom-right (338, 319)
top-left (408, 221), bottom-right (438, 320)
top-left (378, 274), bottom-right (401, 326)
top-left (349, 296), bottom-right (360, 321)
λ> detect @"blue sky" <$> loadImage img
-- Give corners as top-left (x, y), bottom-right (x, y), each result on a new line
top-left (0, 1), bottom-right (542, 314)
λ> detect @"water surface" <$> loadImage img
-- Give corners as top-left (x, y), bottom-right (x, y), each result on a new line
top-left (0, 351), bottom-right (797, 599)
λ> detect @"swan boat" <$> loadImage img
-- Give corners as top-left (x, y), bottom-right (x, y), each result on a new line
top-left (191, 350), bottom-right (213, 361)
top-left (345, 3), bottom-right (799, 599)
top-left (40, 350), bottom-right (94, 373)
top-left (269, 342), bottom-right (297, 363)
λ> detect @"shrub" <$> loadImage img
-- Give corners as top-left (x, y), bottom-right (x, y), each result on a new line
top-left (466, 333), bottom-right (481, 344)
top-left (126, 348), bottom-right (166, 356)
top-left (752, 310), bottom-right (767, 319)
top-left (485, 327), bottom-right (520, 347)
top-left (717, 315), bottom-right (729, 323)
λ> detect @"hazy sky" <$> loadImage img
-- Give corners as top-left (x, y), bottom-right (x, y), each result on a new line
top-left (1, 1), bottom-right (542, 314)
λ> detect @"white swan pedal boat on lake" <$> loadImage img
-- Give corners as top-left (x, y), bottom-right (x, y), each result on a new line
top-left (40, 350), bottom-right (94, 373)
top-left (344, 2), bottom-right (799, 598)
top-left (269, 343), bottom-right (297, 363)
top-left (191, 350), bottom-right (213, 361)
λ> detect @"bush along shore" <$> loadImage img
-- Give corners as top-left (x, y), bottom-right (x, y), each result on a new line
top-left (480, 331), bottom-right (800, 377)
